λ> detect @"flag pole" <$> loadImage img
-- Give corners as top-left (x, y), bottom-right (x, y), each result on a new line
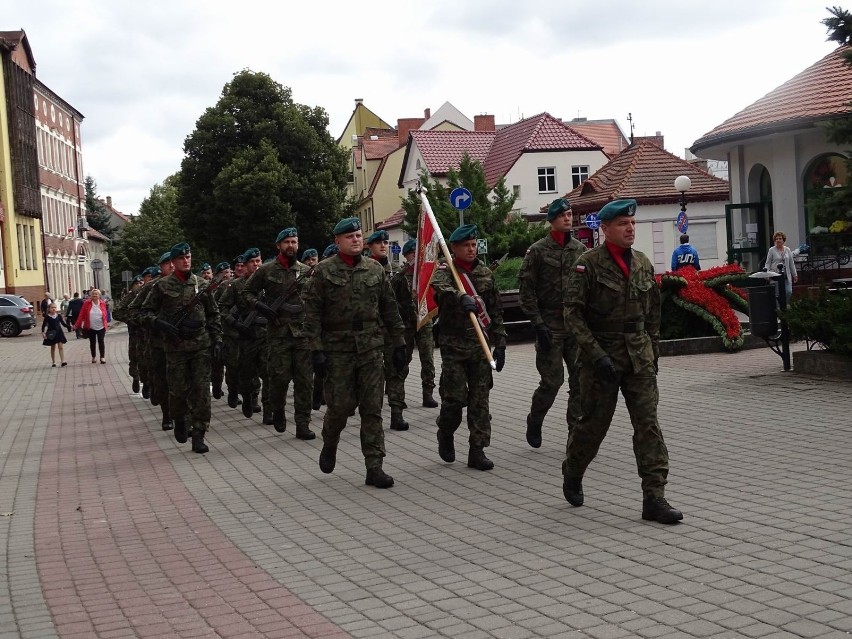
top-left (417, 184), bottom-right (496, 370)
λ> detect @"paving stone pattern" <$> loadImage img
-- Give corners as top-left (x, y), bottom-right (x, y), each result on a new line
top-left (1, 327), bottom-right (851, 638)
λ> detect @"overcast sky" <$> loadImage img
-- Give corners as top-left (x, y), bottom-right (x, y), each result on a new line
top-left (5, 0), bottom-right (839, 216)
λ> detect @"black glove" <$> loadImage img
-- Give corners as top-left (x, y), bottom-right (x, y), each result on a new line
top-left (212, 341), bottom-right (224, 363)
top-left (535, 324), bottom-right (553, 352)
top-left (460, 294), bottom-right (477, 314)
top-left (312, 351), bottom-right (328, 377)
top-left (392, 345), bottom-right (407, 373)
top-left (493, 346), bottom-right (506, 372)
top-left (594, 355), bottom-right (619, 383)
top-left (154, 318), bottom-right (180, 337)
top-left (255, 301), bottom-right (277, 321)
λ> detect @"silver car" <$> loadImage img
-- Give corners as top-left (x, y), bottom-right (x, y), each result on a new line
top-left (0, 294), bottom-right (37, 337)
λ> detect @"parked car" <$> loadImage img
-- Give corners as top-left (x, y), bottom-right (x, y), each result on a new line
top-left (0, 294), bottom-right (37, 337)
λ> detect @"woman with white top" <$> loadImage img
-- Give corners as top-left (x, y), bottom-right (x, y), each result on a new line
top-left (764, 231), bottom-right (798, 301)
top-left (73, 288), bottom-right (110, 363)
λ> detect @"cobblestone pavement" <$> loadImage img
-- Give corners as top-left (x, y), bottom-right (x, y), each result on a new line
top-left (1, 327), bottom-right (850, 638)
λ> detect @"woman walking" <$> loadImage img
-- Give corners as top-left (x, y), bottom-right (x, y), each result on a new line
top-left (74, 288), bottom-right (110, 363)
top-left (764, 231), bottom-right (798, 301)
top-left (42, 303), bottom-right (71, 367)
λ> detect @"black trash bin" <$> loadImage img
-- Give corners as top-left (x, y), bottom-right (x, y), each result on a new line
top-left (748, 285), bottom-right (778, 338)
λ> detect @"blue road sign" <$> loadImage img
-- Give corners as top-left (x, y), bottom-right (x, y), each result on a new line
top-left (676, 211), bottom-right (689, 234)
top-left (450, 187), bottom-right (472, 210)
top-left (391, 242), bottom-right (401, 255)
top-left (585, 213), bottom-right (600, 230)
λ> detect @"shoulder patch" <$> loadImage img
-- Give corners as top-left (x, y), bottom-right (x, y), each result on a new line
top-left (575, 264), bottom-right (586, 273)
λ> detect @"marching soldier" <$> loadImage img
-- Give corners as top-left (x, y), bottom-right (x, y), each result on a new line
top-left (198, 263), bottom-right (213, 281)
top-left (431, 224), bottom-right (506, 471)
top-left (112, 273), bottom-right (145, 393)
top-left (310, 244), bottom-right (339, 411)
top-left (304, 217), bottom-right (407, 489)
top-left (210, 261), bottom-right (232, 400)
top-left (141, 242), bottom-right (222, 454)
top-left (399, 239), bottom-right (438, 408)
top-left (243, 228), bottom-right (316, 440)
top-left (220, 255), bottom-right (247, 408)
top-left (561, 199), bottom-right (683, 524)
top-left (301, 248), bottom-right (319, 267)
top-left (519, 197), bottom-right (587, 448)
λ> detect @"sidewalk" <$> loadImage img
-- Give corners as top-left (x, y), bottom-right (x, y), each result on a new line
top-left (1, 328), bottom-right (851, 638)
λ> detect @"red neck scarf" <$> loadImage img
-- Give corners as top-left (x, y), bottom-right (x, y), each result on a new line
top-left (339, 253), bottom-right (359, 267)
top-left (605, 242), bottom-right (630, 279)
top-left (370, 254), bottom-right (388, 266)
top-left (276, 253), bottom-right (293, 269)
top-left (550, 230), bottom-right (566, 247)
top-left (174, 270), bottom-right (189, 282)
top-left (454, 258), bottom-right (474, 273)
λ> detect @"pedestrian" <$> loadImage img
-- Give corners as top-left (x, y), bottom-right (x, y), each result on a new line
top-left (671, 234), bottom-right (701, 271)
top-left (243, 228), bottom-right (316, 439)
top-left (41, 302), bottom-right (71, 367)
top-left (301, 248), bottom-right (319, 267)
top-left (141, 242), bottom-right (223, 453)
top-left (66, 292), bottom-right (84, 338)
top-left (59, 294), bottom-right (70, 317)
top-left (40, 292), bottom-right (53, 318)
top-left (304, 217), bottom-right (407, 489)
top-left (764, 231), bottom-right (798, 301)
top-left (73, 287), bottom-right (109, 364)
top-left (431, 224), bottom-right (506, 471)
top-left (518, 198), bottom-right (587, 448)
top-left (561, 199), bottom-right (683, 524)
top-left (102, 290), bottom-right (112, 324)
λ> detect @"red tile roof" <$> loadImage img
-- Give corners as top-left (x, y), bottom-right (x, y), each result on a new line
top-left (376, 208), bottom-right (405, 230)
top-left (692, 45), bottom-right (852, 151)
top-left (409, 129), bottom-right (495, 175)
top-left (567, 119), bottom-right (629, 158)
top-left (363, 136), bottom-right (402, 160)
top-left (561, 139), bottom-right (729, 214)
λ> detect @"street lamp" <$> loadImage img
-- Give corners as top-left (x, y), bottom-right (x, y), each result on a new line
top-left (674, 175), bottom-right (691, 214)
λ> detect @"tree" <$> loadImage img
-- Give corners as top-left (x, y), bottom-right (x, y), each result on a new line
top-left (84, 176), bottom-right (115, 237)
top-left (400, 153), bottom-right (547, 259)
top-left (176, 70), bottom-right (349, 259)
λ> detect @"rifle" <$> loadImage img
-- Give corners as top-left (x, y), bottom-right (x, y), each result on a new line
top-left (170, 277), bottom-right (220, 336)
top-left (240, 264), bottom-right (316, 330)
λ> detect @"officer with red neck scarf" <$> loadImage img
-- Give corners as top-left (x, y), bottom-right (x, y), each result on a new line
top-left (561, 199), bottom-right (683, 525)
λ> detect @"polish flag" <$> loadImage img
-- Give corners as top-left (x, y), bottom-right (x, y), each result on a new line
top-left (413, 201), bottom-right (439, 329)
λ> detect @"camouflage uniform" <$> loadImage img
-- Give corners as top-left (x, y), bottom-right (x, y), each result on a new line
top-left (242, 257), bottom-right (314, 436)
top-left (392, 263), bottom-right (437, 400)
top-left (141, 273), bottom-right (222, 438)
top-left (562, 243), bottom-right (669, 499)
top-left (304, 254), bottom-right (405, 470)
top-left (518, 233), bottom-right (586, 431)
top-left (215, 279), bottom-right (242, 406)
top-left (376, 257), bottom-right (408, 423)
top-left (127, 278), bottom-right (170, 419)
top-left (431, 259), bottom-right (506, 449)
top-left (112, 284), bottom-right (144, 388)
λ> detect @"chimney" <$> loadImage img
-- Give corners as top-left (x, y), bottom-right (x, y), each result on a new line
top-left (106, 196), bottom-right (112, 208)
top-left (424, 108), bottom-right (431, 119)
top-left (355, 98), bottom-right (363, 105)
top-left (474, 114), bottom-right (496, 132)
top-left (397, 117), bottom-right (427, 147)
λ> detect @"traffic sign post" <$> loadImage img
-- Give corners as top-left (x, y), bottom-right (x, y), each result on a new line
top-left (585, 213), bottom-right (600, 230)
top-left (450, 187), bottom-right (472, 225)
top-left (676, 211), bottom-right (689, 234)
top-left (476, 239), bottom-right (488, 255)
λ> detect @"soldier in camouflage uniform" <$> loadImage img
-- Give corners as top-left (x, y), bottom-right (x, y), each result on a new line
top-left (519, 197), bottom-right (587, 448)
top-left (304, 217), bottom-right (407, 489)
top-left (399, 240), bottom-right (438, 408)
top-left (366, 229), bottom-right (409, 431)
top-left (310, 244), bottom-right (340, 411)
top-left (431, 224), bottom-right (506, 471)
top-left (141, 242), bottom-right (223, 454)
top-left (123, 267), bottom-right (157, 398)
top-left (301, 248), bottom-right (319, 268)
top-left (198, 263), bottom-right (213, 281)
top-left (112, 274), bottom-right (145, 393)
top-left (219, 255), bottom-right (246, 408)
top-left (561, 199), bottom-right (683, 524)
top-left (210, 262), bottom-right (232, 400)
top-left (243, 228), bottom-right (315, 440)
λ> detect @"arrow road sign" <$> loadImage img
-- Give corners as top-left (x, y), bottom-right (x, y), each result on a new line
top-left (450, 187), bottom-right (472, 210)
top-left (585, 213), bottom-right (600, 230)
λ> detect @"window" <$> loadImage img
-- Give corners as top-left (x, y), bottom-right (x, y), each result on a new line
top-left (572, 166), bottom-right (590, 189)
top-left (512, 185), bottom-right (521, 198)
top-left (538, 167), bottom-right (556, 193)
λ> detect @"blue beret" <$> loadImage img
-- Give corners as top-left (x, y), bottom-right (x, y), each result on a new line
top-left (402, 239), bottom-right (417, 255)
top-left (301, 248), bottom-right (318, 260)
top-left (333, 217), bottom-right (361, 235)
top-left (365, 229), bottom-right (389, 244)
top-left (169, 242), bottom-right (191, 260)
top-left (322, 243), bottom-right (339, 258)
top-left (214, 261), bottom-right (230, 274)
top-left (276, 227), bottom-right (298, 243)
top-left (448, 224), bottom-right (478, 243)
top-left (546, 198), bottom-right (571, 221)
top-left (243, 247), bottom-right (261, 260)
top-left (158, 251), bottom-right (172, 265)
top-left (598, 199), bottom-right (637, 222)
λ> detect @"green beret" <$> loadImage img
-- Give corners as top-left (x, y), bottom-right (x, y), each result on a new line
top-left (169, 242), bottom-right (191, 260)
top-left (333, 217), bottom-right (361, 235)
top-left (301, 248), bottom-right (318, 261)
top-left (365, 229), bottom-right (389, 244)
top-left (242, 247), bottom-right (261, 260)
top-left (322, 243), bottom-right (339, 258)
top-left (546, 198), bottom-right (571, 221)
top-left (276, 227), bottom-right (298, 243)
top-left (402, 239), bottom-right (417, 255)
top-left (214, 261), bottom-right (230, 274)
top-left (598, 199), bottom-right (637, 222)
top-left (448, 224), bottom-right (478, 243)
top-left (200, 262), bottom-right (211, 271)
top-left (233, 254), bottom-right (246, 265)
top-left (158, 252), bottom-right (172, 265)
top-left (150, 266), bottom-right (162, 277)
top-left (133, 275), bottom-right (143, 283)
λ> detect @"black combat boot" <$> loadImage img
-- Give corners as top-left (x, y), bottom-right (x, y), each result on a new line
top-left (227, 390), bottom-right (240, 408)
top-left (161, 408), bottom-right (173, 431)
top-left (262, 406), bottom-right (274, 425)
top-left (272, 411), bottom-right (286, 433)
top-left (467, 446), bottom-right (494, 471)
top-left (390, 411), bottom-right (409, 431)
top-left (295, 424), bottom-right (315, 440)
top-left (563, 477), bottom-right (584, 507)
top-left (312, 379), bottom-right (324, 410)
top-left (141, 383), bottom-right (151, 399)
top-left (191, 431), bottom-right (209, 454)
top-left (437, 430), bottom-right (455, 463)
top-left (173, 418), bottom-right (188, 444)
top-left (422, 391), bottom-right (438, 408)
top-left (241, 395), bottom-right (254, 419)
top-left (150, 391), bottom-right (159, 407)
top-left (132, 377), bottom-right (140, 394)
top-left (319, 445), bottom-right (337, 474)
top-left (642, 496), bottom-right (683, 524)
top-left (212, 383), bottom-right (223, 399)
top-left (365, 467), bottom-right (394, 488)
top-left (252, 395), bottom-right (261, 414)
top-left (526, 414), bottom-right (542, 449)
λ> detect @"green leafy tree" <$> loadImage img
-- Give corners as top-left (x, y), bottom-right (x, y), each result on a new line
top-left (84, 175), bottom-right (115, 237)
top-left (176, 70), bottom-right (348, 259)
